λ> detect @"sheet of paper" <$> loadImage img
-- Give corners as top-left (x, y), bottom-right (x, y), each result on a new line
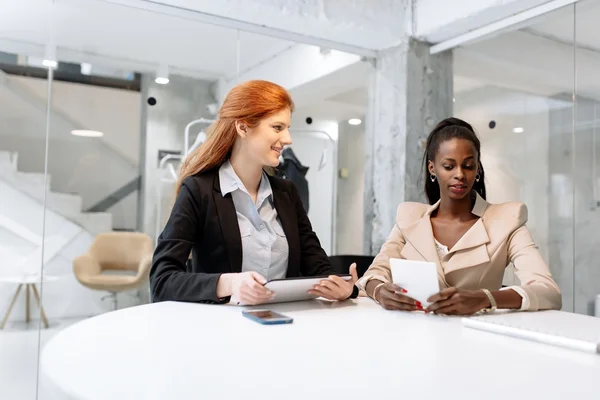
top-left (390, 258), bottom-right (440, 307)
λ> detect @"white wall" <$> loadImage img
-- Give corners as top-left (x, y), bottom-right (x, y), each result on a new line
top-left (13, 76), bottom-right (141, 165)
top-left (142, 74), bottom-right (217, 241)
top-left (290, 117), bottom-right (338, 255)
top-left (454, 86), bottom-right (552, 265)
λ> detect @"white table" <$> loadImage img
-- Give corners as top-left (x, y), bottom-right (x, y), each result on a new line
top-left (0, 275), bottom-right (58, 329)
top-left (41, 298), bottom-right (600, 400)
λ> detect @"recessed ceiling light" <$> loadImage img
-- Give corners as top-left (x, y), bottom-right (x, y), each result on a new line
top-left (453, 98), bottom-right (456, 102)
top-left (81, 63), bottom-right (92, 75)
top-left (348, 118), bottom-right (362, 125)
top-left (155, 64), bottom-right (169, 85)
top-left (43, 43), bottom-right (57, 69)
top-left (42, 59), bottom-right (57, 68)
top-left (513, 127), bottom-right (524, 133)
top-left (71, 130), bottom-right (104, 137)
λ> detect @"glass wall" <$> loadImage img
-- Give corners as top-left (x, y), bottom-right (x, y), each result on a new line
top-left (1, 1), bottom-right (368, 398)
top-left (574, 0), bottom-right (600, 316)
top-left (0, 52), bottom-right (52, 399)
top-left (454, 4), bottom-right (587, 313)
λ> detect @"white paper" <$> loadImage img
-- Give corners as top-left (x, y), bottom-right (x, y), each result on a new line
top-left (390, 258), bottom-right (440, 307)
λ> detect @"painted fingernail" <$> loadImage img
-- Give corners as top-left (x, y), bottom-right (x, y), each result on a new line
top-left (415, 301), bottom-right (422, 307)
top-left (401, 289), bottom-right (408, 294)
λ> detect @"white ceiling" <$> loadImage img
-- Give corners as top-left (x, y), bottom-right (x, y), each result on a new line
top-left (525, 0), bottom-right (600, 48)
top-left (0, 0), bottom-right (295, 79)
top-left (2, 0), bottom-right (600, 124)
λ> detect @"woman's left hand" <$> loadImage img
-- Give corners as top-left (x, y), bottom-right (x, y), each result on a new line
top-left (426, 287), bottom-right (490, 315)
top-left (308, 263), bottom-right (359, 301)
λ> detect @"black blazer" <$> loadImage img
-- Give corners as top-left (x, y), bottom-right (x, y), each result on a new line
top-left (150, 167), bottom-right (354, 304)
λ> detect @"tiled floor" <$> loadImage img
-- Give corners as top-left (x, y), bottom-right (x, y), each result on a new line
top-left (0, 318), bottom-right (82, 400)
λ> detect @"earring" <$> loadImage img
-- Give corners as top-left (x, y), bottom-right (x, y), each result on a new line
top-left (430, 173), bottom-right (436, 182)
top-left (475, 173), bottom-right (481, 182)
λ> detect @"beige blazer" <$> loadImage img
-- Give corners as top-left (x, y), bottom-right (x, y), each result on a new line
top-left (359, 193), bottom-right (561, 311)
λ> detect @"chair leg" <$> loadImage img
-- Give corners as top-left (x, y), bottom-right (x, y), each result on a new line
top-left (101, 292), bottom-right (118, 311)
top-left (31, 284), bottom-right (49, 329)
top-left (1, 284), bottom-right (23, 329)
top-left (26, 284), bottom-right (30, 324)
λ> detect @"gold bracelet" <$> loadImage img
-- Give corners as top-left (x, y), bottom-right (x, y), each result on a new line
top-left (372, 282), bottom-right (385, 304)
top-left (481, 289), bottom-right (497, 313)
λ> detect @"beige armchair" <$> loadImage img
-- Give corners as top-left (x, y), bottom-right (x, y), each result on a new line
top-left (73, 232), bottom-right (153, 310)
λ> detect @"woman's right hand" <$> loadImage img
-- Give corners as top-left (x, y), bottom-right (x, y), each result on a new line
top-left (230, 272), bottom-right (275, 305)
top-left (375, 283), bottom-right (423, 311)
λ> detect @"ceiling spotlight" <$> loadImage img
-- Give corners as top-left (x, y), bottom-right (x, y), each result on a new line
top-left (71, 130), bottom-right (104, 137)
top-left (43, 43), bottom-right (57, 69)
top-left (453, 98), bottom-right (456, 103)
top-left (81, 63), bottom-right (92, 75)
top-left (348, 118), bottom-right (362, 126)
top-left (513, 127), bottom-right (524, 133)
top-left (155, 64), bottom-right (169, 84)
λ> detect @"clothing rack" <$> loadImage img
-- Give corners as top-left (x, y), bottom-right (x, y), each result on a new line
top-left (184, 118), bottom-right (215, 157)
top-left (155, 118), bottom-right (215, 244)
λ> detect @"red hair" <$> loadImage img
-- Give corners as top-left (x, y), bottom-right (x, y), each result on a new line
top-left (176, 80), bottom-right (294, 194)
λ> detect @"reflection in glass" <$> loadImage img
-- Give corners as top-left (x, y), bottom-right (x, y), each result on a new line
top-left (454, 4), bottom-right (576, 312)
top-left (0, 51), bottom-right (51, 398)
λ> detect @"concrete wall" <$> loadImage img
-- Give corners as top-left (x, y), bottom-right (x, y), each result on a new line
top-left (290, 117), bottom-right (339, 255)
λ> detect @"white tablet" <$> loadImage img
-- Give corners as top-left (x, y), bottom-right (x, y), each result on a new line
top-left (390, 258), bottom-right (440, 307)
top-left (235, 275), bottom-right (352, 305)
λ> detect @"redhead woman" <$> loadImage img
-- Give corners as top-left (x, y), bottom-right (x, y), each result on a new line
top-left (150, 80), bottom-right (358, 305)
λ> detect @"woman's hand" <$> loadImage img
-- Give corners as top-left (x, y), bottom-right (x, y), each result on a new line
top-left (426, 287), bottom-right (490, 315)
top-left (227, 272), bottom-right (275, 305)
top-left (375, 283), bottom-right (422, 311)
top-left (308, 263), bottom-right (359, 301)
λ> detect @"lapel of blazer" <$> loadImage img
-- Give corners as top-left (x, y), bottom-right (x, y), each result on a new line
top-left (444, 193), bottom-right (491, 274)
top-left (269, 177), bottom-right (300, 276)
top-left (212, 173), bottom-right (242, 273)
top-left (400, 201), bottom-right (447, 284)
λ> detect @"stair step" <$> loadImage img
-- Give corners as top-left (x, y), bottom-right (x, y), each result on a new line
top-left (15, 171), bottom-right (50, 187)
top-left (73, 212), bottom-right (112, 236)
top-left (47, 192), bottom-right (83, 218)
top-left (0, 171), bottom-right (49, 200)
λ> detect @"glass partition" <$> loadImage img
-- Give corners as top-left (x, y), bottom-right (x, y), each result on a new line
top-left (574, 0), bottom-right (600, 316)
top-left (454, 4), bottom-right (576, 312)
top-left (0, 51), bottom-right (52, 399)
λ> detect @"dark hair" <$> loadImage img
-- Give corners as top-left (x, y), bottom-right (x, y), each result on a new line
top-left (422, 117), bottom-right (486, 205)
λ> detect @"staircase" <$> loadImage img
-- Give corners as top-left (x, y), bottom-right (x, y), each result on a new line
top-left (0, 150), bottom-right (112, 235)
top-left (0, 150), bottom-right (118, 322)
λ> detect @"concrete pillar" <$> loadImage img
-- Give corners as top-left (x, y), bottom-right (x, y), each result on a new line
top-left (363, 39), bottom-right (453, 255)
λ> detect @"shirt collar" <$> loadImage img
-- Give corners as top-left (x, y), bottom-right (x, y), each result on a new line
top-left (218, 160), bottom-right (273, 204)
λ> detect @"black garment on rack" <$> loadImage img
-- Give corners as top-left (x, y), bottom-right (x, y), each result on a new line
top-left (276, 147), bottom-right (310, 212)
